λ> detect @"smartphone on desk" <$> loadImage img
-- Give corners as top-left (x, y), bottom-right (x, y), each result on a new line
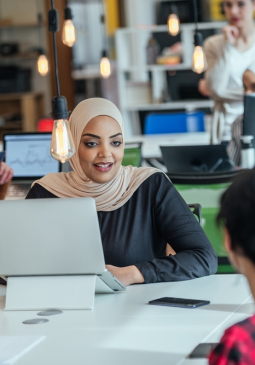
top-left (148, 297), bottom-right (210, 308)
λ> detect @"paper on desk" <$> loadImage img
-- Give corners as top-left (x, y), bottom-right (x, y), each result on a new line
top-left (0, 336), bottom-right (45, 364)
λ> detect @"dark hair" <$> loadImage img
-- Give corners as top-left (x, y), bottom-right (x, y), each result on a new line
top-left (217, 168), bottom-right (255, 264)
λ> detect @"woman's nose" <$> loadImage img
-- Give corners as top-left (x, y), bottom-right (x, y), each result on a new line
top-left (98, 145), bottom-right (112, 158)
top-left (230, 4), bottom-right (240, 16)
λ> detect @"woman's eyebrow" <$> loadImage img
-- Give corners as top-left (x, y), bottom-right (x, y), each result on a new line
top-left (82, 133), bottom-right (101, 138)
top-left (109, 133), bottom-right (122, 138)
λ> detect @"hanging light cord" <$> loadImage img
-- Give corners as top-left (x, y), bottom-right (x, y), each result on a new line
top-left (192, 0), bottom-right (198, 32)
top-left (50, 0), bottom-right (61, 97)
top-left (99, 0), bottom-right (107, 52)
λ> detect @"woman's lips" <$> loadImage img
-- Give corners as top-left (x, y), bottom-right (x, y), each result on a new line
top-left (94, 163), bottom-right (113, 172)
top-left (231, 18), bottom-right (241, 22)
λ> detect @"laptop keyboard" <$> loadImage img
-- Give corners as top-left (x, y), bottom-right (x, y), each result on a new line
top-left (6, 183), bottom-right (32, 198)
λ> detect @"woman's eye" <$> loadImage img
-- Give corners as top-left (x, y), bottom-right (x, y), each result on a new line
top-left (85, 142), bottom-right (98, 147)
top-left (238, 2), bottom-right (245, 7)
top-left (224, 2), bottom-right (231, 8)
top-left (111, 141), bottom-right (122, 147)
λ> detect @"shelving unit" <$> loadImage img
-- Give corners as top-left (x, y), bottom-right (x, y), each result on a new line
top-left (0, 92), bottom-right (44, 139)
top-left (115, 21), bottom-right (226, 137)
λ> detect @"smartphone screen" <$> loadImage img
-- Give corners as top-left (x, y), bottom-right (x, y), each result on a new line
top-left (148, 297), bottom-right (210, 308)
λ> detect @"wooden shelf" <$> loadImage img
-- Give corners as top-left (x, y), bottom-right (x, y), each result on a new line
top-left (0, 22), bottom-right (45, 29)
top-left (0, 122), bottom-right (22, 129)
top-left (0, 53), bottom-right (38, 61)
top-left (0, 92), bottom-right (43, 101)
top-left (121, 64), bottom-right (192, 72)
top-left (125, 99), bottom-right (214, 111)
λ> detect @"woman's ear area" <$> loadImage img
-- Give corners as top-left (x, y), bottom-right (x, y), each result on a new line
top-left (223, 227), bottom-right (243, 274)
top-left (223, 227), bottom-right (232, 255)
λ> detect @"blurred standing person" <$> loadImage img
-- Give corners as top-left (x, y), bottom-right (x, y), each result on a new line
top-left (203, 0), bottom-right (255, 144)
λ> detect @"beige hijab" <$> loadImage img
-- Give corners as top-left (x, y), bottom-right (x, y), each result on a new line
top-left (33, 98), bottom-right (163, 211)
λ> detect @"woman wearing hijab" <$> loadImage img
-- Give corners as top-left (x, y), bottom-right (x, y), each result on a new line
top-left (26, 98), bottom-right (217, 286)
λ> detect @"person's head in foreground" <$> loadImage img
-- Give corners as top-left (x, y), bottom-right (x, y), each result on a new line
top-left (209, 168), bottom-right (255, 364)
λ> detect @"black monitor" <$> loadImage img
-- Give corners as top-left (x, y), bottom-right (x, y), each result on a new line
top-left (160, 145), bottom-right (235, 174)
top-left (243, 93), bottom-right (255, 142)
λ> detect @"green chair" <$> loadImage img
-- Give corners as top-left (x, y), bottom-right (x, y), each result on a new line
top-left (122, 143), bottom-right (142, 167)
top-left (170, 172), bottom-right (241, 274)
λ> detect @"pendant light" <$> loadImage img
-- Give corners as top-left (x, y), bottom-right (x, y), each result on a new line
top-left (48, 1), bottom-right (75, 163)
top-left (192, 0), bottom-right (207, 74)
top-left (36, 5), bottom-right (49, 77)
top-left (100, 50), bottom-right (111, 79)
top-left (37, 48), bottom-right (49, 77)
top-left (192, 33), bottom-right (207, 74)
top-left (100, 9), bottom-right (111, 79)
top-left (167, 4), bottom-right (180, 36)
top-left (62, 7), bottom-right (77, 47)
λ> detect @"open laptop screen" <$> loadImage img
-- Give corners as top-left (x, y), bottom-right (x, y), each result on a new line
top-left (3, 133), bottom-right (60, 179)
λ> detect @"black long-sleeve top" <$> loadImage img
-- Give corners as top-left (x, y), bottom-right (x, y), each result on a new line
top-left (26, 173), bottom-right (218, 283)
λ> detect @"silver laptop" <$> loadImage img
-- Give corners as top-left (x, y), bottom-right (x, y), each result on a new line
top-left (3, 132), bottom-right (61, 199)
top-left (0, 197), bottom-right (126, 292)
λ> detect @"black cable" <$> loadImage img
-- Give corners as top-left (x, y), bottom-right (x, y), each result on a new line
top-left (50, 0), bottom-right (60, 97)
top-left (52, 32), bottom-right (60, 96)
top-left (99, 0), bottom-right (107, 53)
top-left (192, 0), bottom-right (198, 32)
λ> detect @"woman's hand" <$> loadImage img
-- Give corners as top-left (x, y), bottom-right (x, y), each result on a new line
top-left (223, 25), bottom-right (239, 45)
top-left (106, 264), bottom-right (145, 286)
top-left (0, 162), bottom-right (13, 185)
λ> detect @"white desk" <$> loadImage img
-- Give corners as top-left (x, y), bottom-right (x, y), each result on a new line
top-left (125, 132), bottom-right (210, 159)
top-left (0, 274), bottom-right (251, 365)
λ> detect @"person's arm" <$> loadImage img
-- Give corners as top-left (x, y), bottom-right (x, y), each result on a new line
top-left (0, 162), bottom-right (13, 200)
top-left (209, 325), bottom-right (245, 365)
top-left (135, 174), bottom-right (218, 283)
top-left (0, 162), bottom-right (13, 185)
top-left (204, 32), bottom-right (243, 102)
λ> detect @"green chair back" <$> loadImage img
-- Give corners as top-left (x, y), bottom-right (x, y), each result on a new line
top-left (122, 146), bottom-right (142, 167)
top-left (175, 183), bottom-right (235, 274)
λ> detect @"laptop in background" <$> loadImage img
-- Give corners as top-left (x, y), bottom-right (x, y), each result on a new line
top-left (3, 132), bottom-right (61, 199)
top-left (160, 145), bottom-right (235, 174)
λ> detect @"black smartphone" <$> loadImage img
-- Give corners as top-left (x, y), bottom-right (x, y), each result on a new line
top-left (0, 151), bottom-right (5, 163)
top-left (148, 297), bottom-right (210, 308)
top-left (189, 343), bottom-right (218, 358)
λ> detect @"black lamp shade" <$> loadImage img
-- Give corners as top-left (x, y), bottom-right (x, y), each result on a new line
top-left (101, 50), bottom-right (107, 58)
top-left (194, 32), bottom-right (203, 47)
top-left (64, 7), bottom-right (73, 20)
top-left (51, 96), bottom-right (70, 120)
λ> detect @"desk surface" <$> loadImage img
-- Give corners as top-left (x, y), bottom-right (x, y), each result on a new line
top-left (126, 132), bottom-right (210, 159)
top-left (0, 274), bottom-right (251, 365)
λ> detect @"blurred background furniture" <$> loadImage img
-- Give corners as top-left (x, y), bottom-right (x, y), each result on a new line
top-left (144, 111), bottom-right (205, 134)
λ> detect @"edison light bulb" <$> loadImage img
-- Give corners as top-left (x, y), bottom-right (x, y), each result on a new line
top-left (51, 119), bottom-right (75, 163)
top-left (100, 56), bottom-right (111, 79)
top-left (62, 19), bottom-right (77, 47)
top-left (192, 46), bottom-right (207, 74)
top-left (167, 14), bottom-right (180, 36)
top-left (37, 54), bottom-right (49, 76)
